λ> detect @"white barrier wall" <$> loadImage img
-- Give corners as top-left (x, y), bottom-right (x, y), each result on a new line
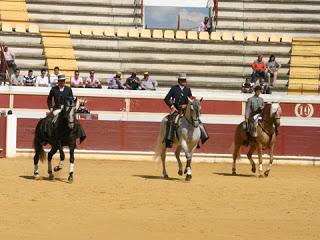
top-left (6, 115), bottom-right (17, 158)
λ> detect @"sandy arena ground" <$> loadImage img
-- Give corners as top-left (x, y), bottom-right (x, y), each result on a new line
top-left (0, 157), bottom-right (319, 240)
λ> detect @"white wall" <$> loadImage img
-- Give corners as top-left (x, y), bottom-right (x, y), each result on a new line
top-left (144, 0), bottom-right (208, 8)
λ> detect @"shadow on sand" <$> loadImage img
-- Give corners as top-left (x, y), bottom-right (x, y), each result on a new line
top-left (19, 175), bottom-right (69, 183)
top-left (213, 172), bottom-right (256, 178)
top-left (133, 174), bottom-right (182, 181)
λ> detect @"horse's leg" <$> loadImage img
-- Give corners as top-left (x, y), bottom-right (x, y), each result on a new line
top-left (264, 144), bottom-right (274, 177)
top-left (181, 140), bottom-right (192, 181)
top-left (175, 145), bottom-right (183, 176)
top-left (33, 145), bottom-right (41, 180)
top-left (247, 144), bottom-right (257, 173)
top-left (232, 143), bottom-right (241, 175)
top-left (54, 147), bottom-right (65, 172)
top-left (48, 146), bottom-right (58, 180)
top-left (68, 144), bottom-right (75, 183)
top-left (257, 143), bottom-right (264, 178)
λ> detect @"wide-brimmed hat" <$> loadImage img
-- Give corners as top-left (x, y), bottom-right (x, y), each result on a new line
top-left (143, 71), bottom-right (149, 75)
top-left (178, 72), bottom-right (187, 80)
top-left (58, 74), bottom-right (66, 81)
top-left (116, 71), bottom-right (121, 76)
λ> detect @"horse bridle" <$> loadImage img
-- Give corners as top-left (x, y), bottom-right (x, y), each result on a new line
top-left (187, 101), bottom-right (200, 127)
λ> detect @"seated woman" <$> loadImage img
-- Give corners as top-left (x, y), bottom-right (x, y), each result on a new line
top-left (267, 55), bottom-right (281, 87)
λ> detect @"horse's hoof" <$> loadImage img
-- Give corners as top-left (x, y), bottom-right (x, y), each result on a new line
top-left (185, 174), bottom-right (192, 181)
top-left (258, 174), bottom-right (264, 178)
top-left (48, 172), bottom-right (54, 180)
top-left (232, 171), bottom-right (237, 176)
top-left (264, 170), bottom-right (270, 177)
top-left (178, 170), bottom-right (183, 176)
top-left (163, 174), bottom-right (169, 179)
top-left (68, 173), bottom-right (73, 183)
top-left (251, 167), bottom-right (256, 173)
top-left (54, 166), bottom-right (63, 172)
top-left (34, 174), bottom-right (40, 180)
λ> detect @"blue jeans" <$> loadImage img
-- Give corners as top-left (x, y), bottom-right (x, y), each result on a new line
top-left (251, 70), bottom-right (267, 83)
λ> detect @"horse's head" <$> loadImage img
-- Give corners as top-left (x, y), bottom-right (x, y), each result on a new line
top-left (263, 102), bottom-right (281, 127)
top-left (187, 97), bottom-right (203, 127)
top-left (271, 102), bottom-right (281, 127)
top-left (62, 97), bottom-right (78, 130)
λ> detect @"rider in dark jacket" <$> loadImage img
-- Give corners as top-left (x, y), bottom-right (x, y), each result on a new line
top-left (164, 73), bottom-right (209, 148)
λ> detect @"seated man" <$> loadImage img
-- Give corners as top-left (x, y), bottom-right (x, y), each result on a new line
top-left (36, 68), bottom-right (49, 87)
top-left (198, 16), bottom-right (211, 32)
top-left (245, 86), bottom-right (264, 142)
top-left (85, 70), bottom-right (102, 88)
top-left (23, 69), bottom-right (36, 86)
top-left (260, 79), bottom-right (271, 94)
top-left (50, 66), bottom-right (60, 87)
top-left (241, 77), bottom-right (254, 93)
top-left (10, 68), bottom-right (24, 86)
top-left (251, 55), bottom-right (267, 83)
top-left (108, 71), bottom-right (125, 89)
top-left (125, 72), bottom-right (141, 90)
top-left (71, 70), bottom-right (84, 88)
top-left (141, 72), bottom-right (158, 90)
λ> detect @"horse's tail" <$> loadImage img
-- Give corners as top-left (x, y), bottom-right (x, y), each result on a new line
top-left (33, 121), bottom-right (46, 163)
top-left (153, 120), bottom-right (166, 162)
top-left (230, 124), bottom-right (243, 161)
top-left (231, 142), bottom-right (241, 160)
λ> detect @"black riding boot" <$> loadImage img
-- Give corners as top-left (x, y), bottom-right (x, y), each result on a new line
top-left (199, 123), bottom-right (209, 144)
top-left (165, 119), bottom-right (175, 148)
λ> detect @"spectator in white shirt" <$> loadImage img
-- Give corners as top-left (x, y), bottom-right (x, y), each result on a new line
top-left (198, 17), bottom-right (211, 32)
top-left (36, 68), bottom-right (49, 87)
top-left (50, 66), bottom-right (60, 87)
top-left (71, 70), bottom-right (84, 88)
top-left (85, 70), bottom-right (102, 88)
top-left (11, 68), bottom-right (24, 86)
top-left (141, 72), bottom-right (158, 90)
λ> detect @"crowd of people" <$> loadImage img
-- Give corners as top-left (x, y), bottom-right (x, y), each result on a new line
top-left (10, 66), bottom-right (158, 91)
top-left (241, 54), bottom-right (281, 94)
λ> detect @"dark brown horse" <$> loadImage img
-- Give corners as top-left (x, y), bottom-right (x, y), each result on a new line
top-left (232, 103), bottom-right (281, 177)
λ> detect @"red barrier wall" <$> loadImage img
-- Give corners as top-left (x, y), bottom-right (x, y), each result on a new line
top-left (0, 117), bottom-right (6, 158)
top-left (16, 118), bottom-right (320, 157)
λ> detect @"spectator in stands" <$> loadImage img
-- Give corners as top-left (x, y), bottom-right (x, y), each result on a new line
top-left (71, 70), bottom-right (84, 88)
top-left (198, 17), bottom-right (211, 32)
top-left (260, 78), bottom-right (271, 94)
top-left (36, 68), bottom-right (49, 87)
top-left (241, 77), bottom-right (254, 93)
top-left (251, 55), bottom-right (267, 83)
top-left (10, 68), bottom-right (24, 86)
top-left (50, 66), bottom-right (60, 87)
top-left (3, 45), bottom-right (17, 73)
top-left (125, 72), bottom-right (141, 90)
top-left (85, 70), bottom-right (102, 88)
top-left (108, 71), bottom-right (125, 89)
top-left (23, 69), bottom-right (36, 86)
top-left (267, 55), bottom-right (281, 87)
top-left (141, 72), bottom-right (158, 90)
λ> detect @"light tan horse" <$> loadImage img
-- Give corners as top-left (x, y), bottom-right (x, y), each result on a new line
top-left (232, 103), bottom-right (281, 177)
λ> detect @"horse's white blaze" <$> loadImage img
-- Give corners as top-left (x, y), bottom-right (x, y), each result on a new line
top-left (70, 163), bottom-right (74, 173)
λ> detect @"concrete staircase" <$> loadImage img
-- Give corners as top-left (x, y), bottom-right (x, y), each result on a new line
top-left (217, 0), bottom-right (320, 37)
top-left (26, 0), bottom-right (142, 30)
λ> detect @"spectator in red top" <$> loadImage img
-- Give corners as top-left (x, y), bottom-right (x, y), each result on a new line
top-left (251, 55), bottom-right (267, 83)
